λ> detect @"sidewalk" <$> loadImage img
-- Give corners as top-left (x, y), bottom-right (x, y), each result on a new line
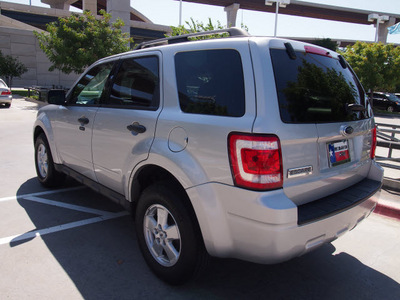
top-left (374, 114), bottom-right (400, 220)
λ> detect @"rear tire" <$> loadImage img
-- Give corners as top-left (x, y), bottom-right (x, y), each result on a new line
top-left (4, 103), bottom-right (10, 108)
top-left (34, 133), bottom-right (65, 187)
top-left (135, 183), bottom-right (209, 285)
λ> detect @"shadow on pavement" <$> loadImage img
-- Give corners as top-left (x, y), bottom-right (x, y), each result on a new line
top-left (14, 178), bottom-right (400, 299)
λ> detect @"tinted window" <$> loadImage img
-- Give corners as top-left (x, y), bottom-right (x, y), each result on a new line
top-left (271, 49), bottom-right (369, 123)
top-left (175, 49), bottom-right (245, 117)
top-left (107, 56), bottom-right (159, 109)
top-left (68, 62), bottom-right (114, 105)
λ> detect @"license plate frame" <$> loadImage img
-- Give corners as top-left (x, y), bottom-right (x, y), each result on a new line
top-left (327, 139), bottom-right (350, 167)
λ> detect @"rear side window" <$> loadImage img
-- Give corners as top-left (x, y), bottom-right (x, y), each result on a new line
top-left (175, 49), bottom-right (245, 117)
top-left (271, 49), bottom-right (369, 123)
top-left (107, 56), bottom-right (159, 110)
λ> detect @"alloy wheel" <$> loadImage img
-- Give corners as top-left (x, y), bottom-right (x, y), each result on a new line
top-left (143, 204), bottom-right (181, 267)
top-left (37, 143), bottom-right (48, 179)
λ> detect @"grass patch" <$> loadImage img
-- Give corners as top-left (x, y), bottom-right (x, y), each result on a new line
top-left (12, 89), bottom-right (40, 99)
top-left (11, 89), bottom-right (29, 97)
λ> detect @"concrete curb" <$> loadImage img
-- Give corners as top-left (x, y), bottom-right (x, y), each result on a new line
top-left (374, 203), bottom-right (400, 220)
top-left (374, 182), bottom-right (400, 221)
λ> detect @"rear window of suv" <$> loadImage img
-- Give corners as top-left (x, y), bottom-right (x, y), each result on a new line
top-left (270, 48), bottom-right (369, 123)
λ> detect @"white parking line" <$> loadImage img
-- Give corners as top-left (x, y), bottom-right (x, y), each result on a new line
top-left (24, 196), bottom-right (116, 216)
top-left (0, 186), bottom-right (86, 203)
top-left (0, 187), bottom-right (130, 246)
top-left (0, 212), bottom-right (129, 246)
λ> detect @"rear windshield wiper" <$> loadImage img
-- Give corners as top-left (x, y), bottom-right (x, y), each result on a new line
top-left (347, 103), bottom-right (366, 112)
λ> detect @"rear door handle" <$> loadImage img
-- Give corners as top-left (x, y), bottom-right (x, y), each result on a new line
top-left (127, 122), bottom-right (146, 134)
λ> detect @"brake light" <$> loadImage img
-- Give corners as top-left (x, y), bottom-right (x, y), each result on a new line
top-left (371, 126), bottom-right (377, 159)
top-left (304, 45), bottom-right (332, 58)
top-left (228, 133), bottom-right (283, 190)
top-left (1, 90), bottom-right (11, 95)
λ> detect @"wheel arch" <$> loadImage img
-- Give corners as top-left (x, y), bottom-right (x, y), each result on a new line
top-left (33, 125), bottom-right (45, 142)
top-left (33, 117), bottom-right (61, 164)
top-left (130, 163), bottom-right (207, 239)
top-left (130, 164), bottom-right (191, 214)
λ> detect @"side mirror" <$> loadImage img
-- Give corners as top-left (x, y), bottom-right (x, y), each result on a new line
top-left (47, 89), bottom-right (66, 105)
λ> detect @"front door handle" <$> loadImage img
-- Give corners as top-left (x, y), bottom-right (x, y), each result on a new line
top-left (78, 116), bottom-right (89, 125)
top-left (127, 122), bottom-right (146, 134)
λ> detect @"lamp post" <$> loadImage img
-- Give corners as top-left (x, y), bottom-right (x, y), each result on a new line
top-left (266, 0), bottom-right (290, 37)
top-left (179, 0), bottom-right (183, 26)
top-left (368, 13), bottom-right (389, 43)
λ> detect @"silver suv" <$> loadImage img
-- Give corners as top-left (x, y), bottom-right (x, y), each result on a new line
top-left (33, 29), bottom-right (383, 285)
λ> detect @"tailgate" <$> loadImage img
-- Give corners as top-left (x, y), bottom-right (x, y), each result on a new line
top-left (253, 39), bottom-right (376, 206)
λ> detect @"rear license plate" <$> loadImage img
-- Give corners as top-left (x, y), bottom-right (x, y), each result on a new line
top-left (328, 140), bottom-right (350, 167)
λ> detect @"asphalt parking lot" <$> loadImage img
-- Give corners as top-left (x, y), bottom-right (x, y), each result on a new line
top-left (0, 97), bottom-right (399, 299)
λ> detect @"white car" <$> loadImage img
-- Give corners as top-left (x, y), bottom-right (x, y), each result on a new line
top-left (0, 79), bottom-right (12, 108)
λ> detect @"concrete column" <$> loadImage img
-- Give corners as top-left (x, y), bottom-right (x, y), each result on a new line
top-left (224, 3), bottom-right (240, 28)
top-left (41, 0), bottom-right (70, 10)
top-left (377, 16), bottom-right (396, 44)
top-left (107, 0), bottom-right (131, 35)
top-left (83, 0), bottom-right (97, 14)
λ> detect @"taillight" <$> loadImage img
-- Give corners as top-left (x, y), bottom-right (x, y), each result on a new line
top-left (370, 126), bottom-right (377, 159)
top-left (1, 90), bottom-right (11, 95)
top-left (228, 133), bottom-right (283, 190)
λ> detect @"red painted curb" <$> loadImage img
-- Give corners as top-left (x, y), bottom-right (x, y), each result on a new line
top-left (373, 204), bottom-right (400, 220)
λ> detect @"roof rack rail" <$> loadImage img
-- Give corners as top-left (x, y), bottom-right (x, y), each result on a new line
top-left (134, 27), bottom-right (250, 50)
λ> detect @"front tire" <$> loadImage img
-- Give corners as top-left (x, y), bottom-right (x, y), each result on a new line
top-left (135, 183), bottom-right (209, 285)
top-left (387, 105), bottom-right (394, 112)
top-left (34, 133), bottom-right (65, 187)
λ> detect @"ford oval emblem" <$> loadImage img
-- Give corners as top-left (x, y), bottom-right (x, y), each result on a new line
top-left (345, 126), bottom-right (354, 135)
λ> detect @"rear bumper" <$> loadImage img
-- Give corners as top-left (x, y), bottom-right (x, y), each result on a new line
top-left (0, 96), bottom-right (12, 104)
top-left (187, 161), bottom-right (383, 264)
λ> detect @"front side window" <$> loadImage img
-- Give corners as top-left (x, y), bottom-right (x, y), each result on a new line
top-left (175, 49), bottom-right (245, 117)
top-left (271, 49), bottom-right (369, 123)
top-left (107, 56), bottom-right (159, 110)
top-left (68, 62), bottom-right (114, 105)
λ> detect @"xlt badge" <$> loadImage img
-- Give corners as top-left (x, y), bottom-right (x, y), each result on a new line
top-left (287, 166), bottom-right (313, 178)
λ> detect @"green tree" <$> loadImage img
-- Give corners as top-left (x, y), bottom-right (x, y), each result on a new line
top-left (0, 51), bottom-right (28, 87)
top-left (340, 42), bottom-right (400, 97)
top-left (34, 10), bottom-right (133, 74)
top-left (311, 38), bottom-right (337, 51)
top-left (168, 18), bottom-right (248, 39)
top-left (283, 59), bottom-right (358, 122)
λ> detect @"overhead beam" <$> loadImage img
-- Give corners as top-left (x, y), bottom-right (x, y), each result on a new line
top-left (177, 0), bottom-right (400, 25)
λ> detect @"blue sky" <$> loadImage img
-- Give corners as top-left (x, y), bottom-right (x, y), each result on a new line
top-left (4, 0), bottom-right (400, 43)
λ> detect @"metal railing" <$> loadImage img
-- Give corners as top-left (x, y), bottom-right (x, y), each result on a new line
top-left (376, 122), bottom-right (400, 170)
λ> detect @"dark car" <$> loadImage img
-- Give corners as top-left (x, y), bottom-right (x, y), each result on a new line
top-left (371, 92), bottom-right (400, 112)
